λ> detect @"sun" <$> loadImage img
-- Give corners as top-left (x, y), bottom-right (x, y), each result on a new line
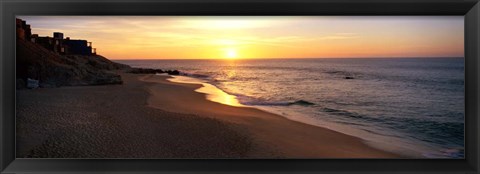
top-left (225, 48), bottom-right (238, 59)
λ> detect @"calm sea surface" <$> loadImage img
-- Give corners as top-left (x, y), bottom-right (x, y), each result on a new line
top-left (116, 58), bottom-right (465, 158)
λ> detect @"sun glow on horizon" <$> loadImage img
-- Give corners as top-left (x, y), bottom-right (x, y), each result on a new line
top-left (225, 48), bottom-right (238, 59)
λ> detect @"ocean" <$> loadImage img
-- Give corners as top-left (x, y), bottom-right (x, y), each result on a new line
top-left (116, 58), bottom-right (465, 158)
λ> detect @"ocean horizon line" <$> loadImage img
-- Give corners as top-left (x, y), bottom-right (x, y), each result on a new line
top-left (110, 56), bottom-right (464, 61)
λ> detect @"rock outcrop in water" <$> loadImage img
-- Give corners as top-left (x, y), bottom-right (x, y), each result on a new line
top-left (128, 68), bottom-right (165, 74)
top-left (128, 68), bottom-right (180, 75)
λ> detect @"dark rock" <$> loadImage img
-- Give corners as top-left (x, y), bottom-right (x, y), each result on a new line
top-left (344, 76), bottom-right (355, 79)
top-left (166, 70), bottom-right (180, 75)
top-left (26, 78), bottom-right (39, 89)
top-left (128, 68), bottom-right (164, 74)
top-left (89, 73), bottom-right (123, 85)
top-left (291, 100), bottom-right (315, 106)
top-left (127, 68), bottom-right (181, 75)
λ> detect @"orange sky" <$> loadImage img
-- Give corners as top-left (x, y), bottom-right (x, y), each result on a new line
top-left (19, 16), bottom-right (464, 60)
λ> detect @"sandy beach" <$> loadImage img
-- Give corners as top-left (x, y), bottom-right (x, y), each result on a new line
top-left (16, 72), bottom-right (399, 158)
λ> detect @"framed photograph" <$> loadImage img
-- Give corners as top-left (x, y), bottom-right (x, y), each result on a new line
top-left (1, 0), bottom-right (479, 173)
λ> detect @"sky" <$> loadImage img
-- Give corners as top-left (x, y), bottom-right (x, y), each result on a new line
top-left (19, 16), bottom-right (464, 60)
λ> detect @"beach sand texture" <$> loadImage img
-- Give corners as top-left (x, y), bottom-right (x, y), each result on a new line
top-left (16, 73), bottom-right (399, 158)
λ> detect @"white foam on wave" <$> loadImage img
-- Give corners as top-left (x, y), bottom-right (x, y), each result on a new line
top-left (161, 74), bottom-right (441, 158)
top-left (253, 105), bottom-right (433, 158)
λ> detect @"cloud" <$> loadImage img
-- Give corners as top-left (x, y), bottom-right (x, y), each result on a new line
top-left (318, 33), bottom-right (360, 40)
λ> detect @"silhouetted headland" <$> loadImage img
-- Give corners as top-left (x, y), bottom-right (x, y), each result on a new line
top-left (16, 18), bottom-right (181, 88)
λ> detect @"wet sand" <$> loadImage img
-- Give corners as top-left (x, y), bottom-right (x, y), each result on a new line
top-left (16, 73), bottom-right (399, 158)
top-left (141, 74), bottom-right (400, 158)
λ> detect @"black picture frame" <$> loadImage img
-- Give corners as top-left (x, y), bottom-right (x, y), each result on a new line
top-left (1, 0), bottom-right (479, 173)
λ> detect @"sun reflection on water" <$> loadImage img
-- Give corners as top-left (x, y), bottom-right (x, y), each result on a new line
top-left (195, 83), bottom-right (243, 106)
top-left (166, 75), bottom-right (244, 107)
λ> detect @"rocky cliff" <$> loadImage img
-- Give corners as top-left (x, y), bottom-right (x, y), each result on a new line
top-left (16, 39), bottom-right (131, 88)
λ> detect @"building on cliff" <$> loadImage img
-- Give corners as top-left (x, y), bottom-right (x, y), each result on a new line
top-left (16, 18), bottom-right (97, 56)
top-left (16, 18), bottom-right (32, 41)
top-left (64, 38), bottom-right (93, 55)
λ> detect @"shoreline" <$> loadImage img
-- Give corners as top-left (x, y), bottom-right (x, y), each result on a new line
top-left (141, 74), bottom-right (401, 158)
top-left (165, 75), bottom-right (427, 158)
top-left (16, 72), bottom-right (401, 158)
